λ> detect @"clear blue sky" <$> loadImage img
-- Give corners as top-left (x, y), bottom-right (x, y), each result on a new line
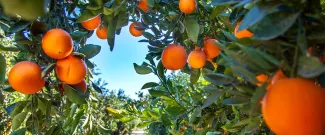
top-left (86, 23), bottom-right (159, 99)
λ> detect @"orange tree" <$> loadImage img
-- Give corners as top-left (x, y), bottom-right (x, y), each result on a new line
top-left (1, 0), bottom-right (325, 135)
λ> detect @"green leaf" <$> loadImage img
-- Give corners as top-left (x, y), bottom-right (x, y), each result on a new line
top-left (190, 68), bottom-right (201, 84)
top-left (252, 12), bottom-right (300, 40)
top-left (91, 82), bottom-right (102, 93)
top-left (79, 44), bottom-right (101, 59)
top-left (210, 6), bottom-right (226, 20)
top-left (0, 0), bottom-right (48, 20)
top-left (37, 97), bottom-right (47, 114)
top-left (238, 4), bottom-right (281, 31)
top-left (298, 56), bottom-right (325, 78)
top-left (206, 131), bottom-right (222, 135)
top-left (70, 31), bottom-right (88, 41)
top-left (250, 86), bottom-right (267, 116)
top-left (2, 86), bottom-right (15, 92)
top-left (9, 21), bottom-right (31, 33)
top-left (116, 11), bottom-right (129, 29)
top-left (143, 32), bottom-right (155, 40)
top-left (157, 60), bottom-right (166, 81)
top-left (211, 0), bottom-right (241, 6)
top-left (85, 59), bottom-right (95, 69)
top-left (201, 90), bottom-right (223, 109)
top-left (76, 9), bottom-right (101, 23)
top-left (165, 105), bottom-right (185, 118)
top-left (148, 89), bottom-right (169, 97)
top-left (103, 7), bottom-right (114, 15)
top-left (147, 0), bottom-right (155, 7)
top-left (185, 18), bottom-right (200, 43)
top-left (10, 101), bottom-right (28, 118)
top-left (141, 82), bottom-right (159, 89)
top-left (221, 29), bottom-right (237, 41)
top-left (12, 112), bottom-right (28, 130)
top-left (104, 15), bottom-right (117, 51)
top-left (133, 63), bottom-right (152, 75)
top-left (231, 65), bottom-right (258, 84)
top-left (64, 84), bottom-right (87, 104)
top-left (0, 53), bottom-right (5, 83)
top-left (9, 128), bottom-right (26, 135)
top-left (107, 107), bottom-right (123, 118)
top-left (41, 63), bottom-right (56, 78)
top-left (45, 126), bottom-right (58, 135)
top-left (70, 109), bottom-right (84, 133)
top-left (223, 96), bottom-right (250, 105)
top-left (195, 128), bottom-right (210, 135)
top-left (120, 116), bottom-right (135, 122)
top-left (203, 68), bottom-right (235, 85)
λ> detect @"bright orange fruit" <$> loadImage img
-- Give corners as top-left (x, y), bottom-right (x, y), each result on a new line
top-left (8, 61), bottom-right (45, 94)
top-left (56, 55), bottom-right (87, 85)
top-left (188, 50), bottom-right (206, 68)
top-left (42, 28), bottom-right (73, 59)
top-left (256, 74), bottom-right (268, 86)
top-left (138, 0), bottom-right (149, 12)
top-left (179, 0), bottom-right (196, 14)
top-left (262, 78), bottom-right (325, 135)
top-left (81, 15), bottom-right (101, 30)
top-left (162, 44), bottom-right (187, 70)
top-left (234, 21), bottom-right (253, 39)
top-left (96, 26), bottom-right (107, 39)
top-left (129, 22), bottom-right (143, 37)
top-left (203, 39), bottom-right (221, 59)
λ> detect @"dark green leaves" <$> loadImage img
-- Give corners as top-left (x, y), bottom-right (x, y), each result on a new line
top-left (76, 9), bottom-right (101, 23)
top-left (12, 112), bottom-right (28, 130)
top-left (148, 89), bottom-right (169, 97)
top-left (238, 4), bottom-right (281, 31)
top-left (79, 44), bottom-right (101, 59)
top-left (185, 18), bottom-right (200, 43)
top-left (222, 96), bottom-right (250, 105)
top-left (10, 128), bottom-right (26, 135)
top-left (141, 82), bottom-right (159, 89)
top-left (211, 0), bottom-right (241, 6)
top-left (0, 0), bottom-right (49, 20)
top-left (190, 68), bottom-right (201, 84)
top-left (298, 56), bottom-right (325, 78)
top-left (41, 63), bottom-right (56, 78)
top-left (252, 12), bottom-right (300, 40)
top-left (203, 68), bottom-right (235, 85)
top-left (64, 84), bottom-right (87, 104)
top-left (0, 53), bottom-right (5, 83)
top-left (201, 90), bottom-right (223, 109)
top-left (9, 21), bottom-right (31, 33)
top-left (134, 63), bottom-right (152, 75)
top-left (105, 15), bottom-right (117, 51)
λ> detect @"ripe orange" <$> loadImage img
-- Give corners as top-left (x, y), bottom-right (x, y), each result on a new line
top-left (161, 44), bottom-right (187, 70)
top-left (42, 28), bottom-right (73, 59)
top-left (96, 26), bottom-right (107, 39)
top-left (81, 15), bottom-right (101, 30)
top-left (129, 22), bottom-right (143, 37)
top-left (56, 55), bottom-right (87, 85)
top-left (8, 61), bottom-right (45, 94)
top-left (256, 74), bottom-right (268, 86)
top-left (138, 0), bottom-right (149, 12)
top-left (188, 50), bottom-right (206, 68)
top-left (180, 126), bottom-right (185, 132)
top-left (262, 78), bottom-right (325, 135)
top-left (266, 69), bottom-right (287, 90)
top-left (203, 39), bottom-right (221, 59)
top-left (234, 21), bottom-right (253, 39)
top-left (194, 45), bottom-right (200, 50)
top-left (179, 0), bottom-right (196, 14)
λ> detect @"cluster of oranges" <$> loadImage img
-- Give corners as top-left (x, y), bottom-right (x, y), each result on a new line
top-left (161, 38), bottom-right (220, 70)
top-left (81, 15), bottom-right (107, 40)
top-left (256, 70), bottom-right (325, 134)
top-left (8, 28), bottom-right (88, 95)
